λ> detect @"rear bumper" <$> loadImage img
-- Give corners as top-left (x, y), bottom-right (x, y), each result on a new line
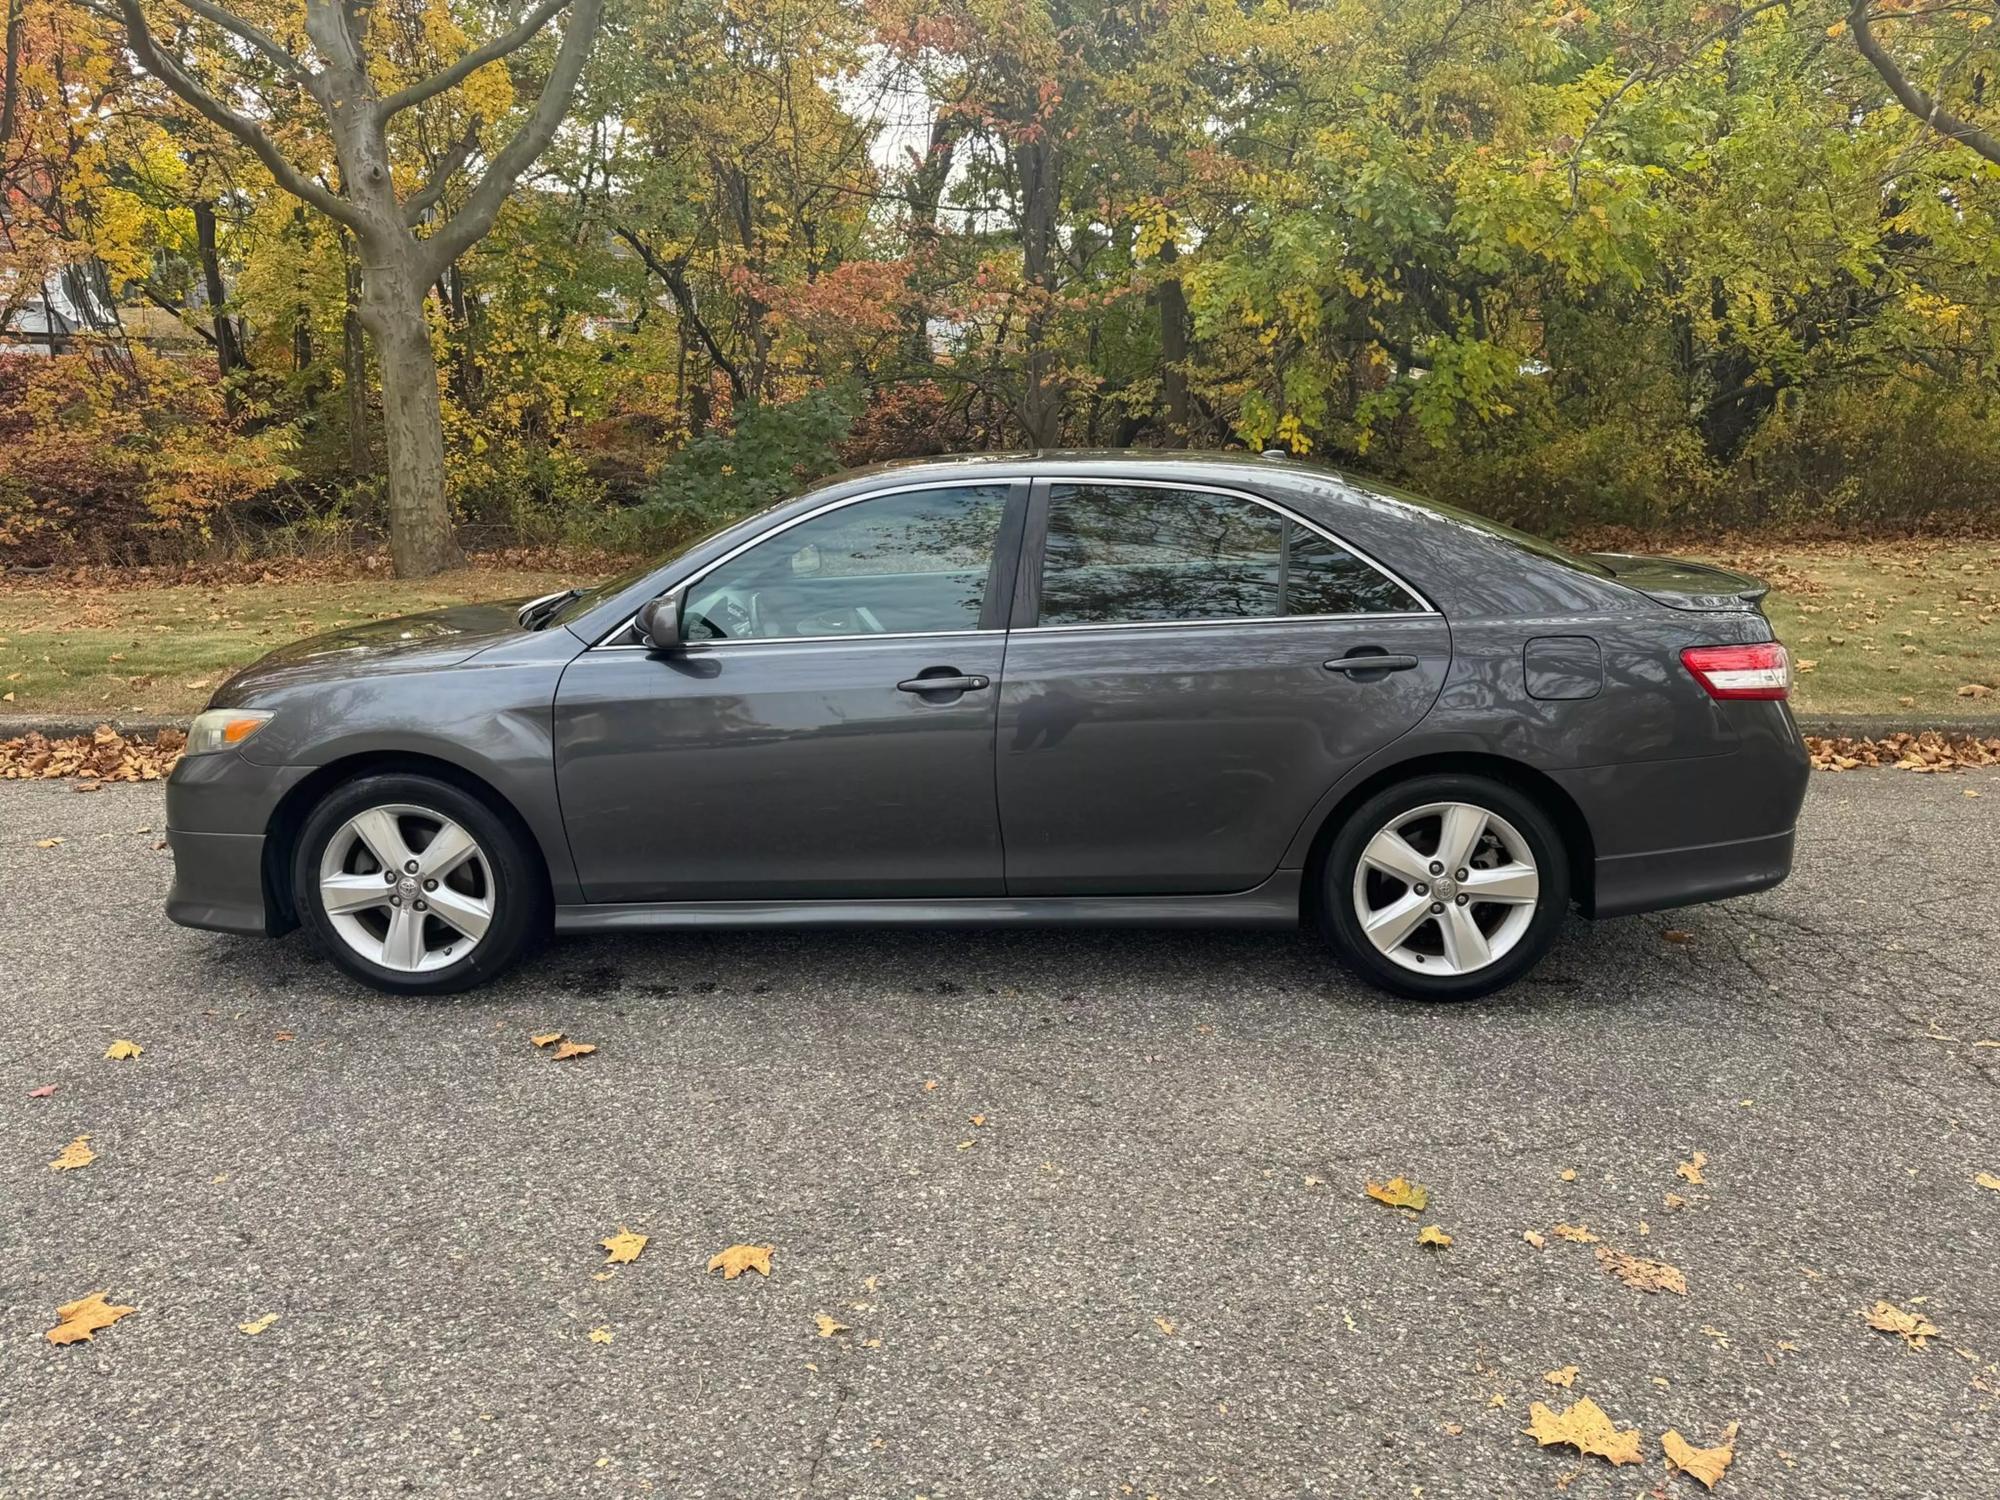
top-left (1588, 826), bottom-right (1796, 919)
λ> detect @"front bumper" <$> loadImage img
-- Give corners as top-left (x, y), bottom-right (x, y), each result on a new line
top-left (164, 752), bottom-right (310, 937)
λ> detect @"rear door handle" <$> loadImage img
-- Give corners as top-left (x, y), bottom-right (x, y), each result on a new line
top-left (898, 672), bottom-right (990, 694)
top-left (1324, 654), bottom-right (1420, 674)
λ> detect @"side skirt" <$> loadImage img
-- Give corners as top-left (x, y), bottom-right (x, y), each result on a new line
top-left (554, 872), bottom-right (1304, 934)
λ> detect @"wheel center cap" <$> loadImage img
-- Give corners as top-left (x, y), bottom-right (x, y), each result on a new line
top-left (1432, 875), bottom-right (1459, 902)
top-left (398, 876), bottom-right (419, 898)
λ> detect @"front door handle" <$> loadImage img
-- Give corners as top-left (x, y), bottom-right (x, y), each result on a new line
top-left (1324, 654), bottom-right (1420, 675)
top-left (898, 672), bottom-right (991, 695)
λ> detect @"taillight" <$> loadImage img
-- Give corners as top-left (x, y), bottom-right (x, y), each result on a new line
top-left (1681, 642), bottom-right (1790, 700)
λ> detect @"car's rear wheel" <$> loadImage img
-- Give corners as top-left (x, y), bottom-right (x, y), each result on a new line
top-left (1319, 773), bottom-right (1569, 1000)
top-left (292, 773), bottom-right (546, 995)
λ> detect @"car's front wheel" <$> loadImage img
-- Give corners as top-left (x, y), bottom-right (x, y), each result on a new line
top-left (1320, 773), bottom-right (1570, 1000)
top-left (292, 772), bottom-right (546, 995)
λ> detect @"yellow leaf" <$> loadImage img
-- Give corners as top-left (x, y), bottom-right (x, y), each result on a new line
top-left (1865, 1299), bottom-right (1939, 1349)
top-left (1364, 1175), bottom-right (1429, 1211)
top-left (1523, 1229), bottom-right (1548, 1249)
top-left (708, 1243), bottom-right (773, 1280)
top-left (1662, 1422), bottom-right (1739, 1490)
top-left (1544, 1366), bottom-right (1578, 1387)
top-left (1596, 1245), bottom-right (1689, 1295)
top-left (1559, 1168), bottom-right (1577, 1182)
top-left (1522, 1397), bottom-right (1645, 1467)
top-left (1551, 1222), bottom-right (1598, 1244)
top-left (815, 1313), bottom-right (849, 1338)
top-left (1677, 1150), bottom-right (1708, 1185)
top-left (238, 1313), bottom-right (279, 1336)
top-left (1974, 1172), bottom-right (2000, 1193)
top-left (47, 1291), bottom-right (137, 1346)
top-left (552, 1041), bottom-right (596, 1060)
top-left (589, 1326), bottom-right (614, 1344)
top-left (1416, 1224), bottom-right (1452, 1248)
top-left (49, 1134), bottom-right (96, 1171)
top-left (600, 1227), bottom-right (648, 1264)
top-left (104, 1040), bottom-right (143, 1060)
top-left (36, 837), bottom-right (61, 848)
top-left (531, 1031), bottom-right (563, 1047)
top-left (1154, 1316), bottom-right (1176, 1336)
top-left (968, 1114), bottom-right (986, 1127)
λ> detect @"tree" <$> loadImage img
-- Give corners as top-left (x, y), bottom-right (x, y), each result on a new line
top-left (110, 0), bottom-right (606, 575)
top-left (1849, 0), bottom-right (2000, 167)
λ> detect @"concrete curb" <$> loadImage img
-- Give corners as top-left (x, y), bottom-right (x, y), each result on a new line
top-left (3, 711), bottom-right (1997, 743)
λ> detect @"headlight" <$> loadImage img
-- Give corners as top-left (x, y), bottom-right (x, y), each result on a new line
top-left (185, 709), bottom-right (274, 756)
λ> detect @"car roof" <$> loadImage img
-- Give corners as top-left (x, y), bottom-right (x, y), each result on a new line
top-left (818, 447), bottom-right (1332, 491)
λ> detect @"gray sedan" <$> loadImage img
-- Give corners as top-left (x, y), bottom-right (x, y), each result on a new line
top-left (165, 451), bottom-right (1808, 1000)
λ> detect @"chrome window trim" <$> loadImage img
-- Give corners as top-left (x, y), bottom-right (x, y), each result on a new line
top-left (1014, 611), bottom-right (1441, 637)
top-left (591, 477), bottom-right (1020, 649)
top-left (1032, 474), bottom-right (1439, 623)
top-left (593, 627), bottom-right (1000, 654)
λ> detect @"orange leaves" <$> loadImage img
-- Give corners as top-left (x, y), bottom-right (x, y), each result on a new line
top-left (1806, 731), bottom-right (2000, 772)
top-left (530, 1031), bottom-right (563, 1048)
top-left (1864, 1300), bottom-right (1939, 1349)
top-left (1662, 1423), bottom-right (1739, 1490)
top-left (1522, 1397), bottom-right (1644, 1467)
top-left (553, 1041), bottom-right (596, 1060)
top-left (707, 1244), bottom-right (773, 1280)
top-left (814, 1313), bottom-right (849, 1338)
top-left (1365, 1175), bottom-right (1429, 1211)
top-left (2, 726), bottom-right (184, 783)
top-left (48, 1134), bottom-right (95, 1171)
top-left (1550, 1222), bottom-right (1598, 1244)
top-left (1676, 1151), bottom-right (1708, 1185)
top-left (47, 1291), bottom-right (136, 1346)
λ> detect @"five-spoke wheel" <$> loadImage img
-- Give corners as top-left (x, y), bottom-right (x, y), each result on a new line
top-left (1322, 774), bottom-right (1569, 1000)
top-left (293, 773), bottom-right (546, 994)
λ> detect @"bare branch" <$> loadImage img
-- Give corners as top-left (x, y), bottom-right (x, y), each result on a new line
top-left (376, 0), bottom-right (571, 122)
top-left (614, 227), bottom-right (748, 399)
top-left (1850, 0), bottom-right (2000, 168)
top-left (418, 0), bottom-right (602, 279)
top-left (178, 0), bottom-right (305, 79)
top-left (402, 118), bottom-right (481, 225)
top-left (116, 0), bottom-right (368, 231)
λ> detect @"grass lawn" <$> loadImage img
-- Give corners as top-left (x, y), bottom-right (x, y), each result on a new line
top-left (0, 542), bottom-right (1994, 722)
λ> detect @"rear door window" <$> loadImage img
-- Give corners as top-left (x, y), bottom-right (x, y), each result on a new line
top-left (1036, 483), bottom-right (1421, 627)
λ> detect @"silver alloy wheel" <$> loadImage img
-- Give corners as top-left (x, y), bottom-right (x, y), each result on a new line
top-left (1351, 800), bottom-right (1541, 976)
top-left (316, 803), bottom-right (494, 974)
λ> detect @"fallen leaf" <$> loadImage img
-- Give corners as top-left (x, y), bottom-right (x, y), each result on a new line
top-left (1522, 1397), bottom-right (1645, 1467)
top-left (923, 1079), bottom-right (938, 1091)
top-left (1154, 1316), bottom-right (1176, 1336)
top-left (36, 837), bottom-right (62, 848)
top-left (104, 1040), bottom-right (142, 1060)
top-left (815, 1312), bottom-right (849, 1338)
top-left (1662, 929), bottom-right (1693, 944)
top-left (1523, 1229), bottom-right (1548, 1249)
top-left (968, 1113), bottom-right (986, 1127)
top-left (588, 1326), bottom-right (614, 1344)
top-left (273, 1031), bottom-right (294, 1042)
top-left (1443, 1422), bottom-right (1464, 1436)
top-left (1551, 1222), bottom-right (1599, 1244)
top-left (552, 1041), bottom-right (596, 1060)
top-left (956, 1139), bottom-right (974, 1150)
top-left (1558, 1167), bottom-right (1577, 1182)
top-left (1976, 1172), bottom-right (2000, 1193)
top-left (600, 1227), bottom-right (649, 1265)
top-left (1416, 1224), bottom-right (1453, 1248)
top-left (1677, 1150), bottom-right (1708, 1185)
top-left (531, 1031), bottom-right (563, 1047)
top-left (591, 1271), bottom-right (615, 1282)
top-left (1488, 1392), bottom-right (1508, 1408)
top-left (1596, 1245), bottom-right (1688, 1295)
top-left (1304, 1175), bottom-right (1325, 1188)
top-left (1544, 1366), bottom-right (1578, 1387)
top-left (47, 1292), bottom-right (137, 1346)
top-left (1664, 1191), bottom-right (1689, 1210)
top-left (707, 1243), bottom-right (773, 1279)
top-left (1958, 682), bottom-right (1991, 698)
top-left (1865, 1299), bottom-right (1939, 1349)
top-left (1662, 1422), bottom-right (1739, 1490)
top-left (49, 1134), bottom-right (95, 1171)
top-left (238, 1313), bottom-right (280, 1336)
top-left (1365, 1175), bottom-right (1429, 1211)
top-left (29, 1084), bottom-right (57, 1098)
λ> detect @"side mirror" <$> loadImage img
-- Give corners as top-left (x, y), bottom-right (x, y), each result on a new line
top-left (636, 594), bottom-right (682, 652)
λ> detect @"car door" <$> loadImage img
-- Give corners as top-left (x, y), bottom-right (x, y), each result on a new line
top-left (997, 477), bottom-right (1449, 895)
top-left (554, 480), bottom-right (1025, 903)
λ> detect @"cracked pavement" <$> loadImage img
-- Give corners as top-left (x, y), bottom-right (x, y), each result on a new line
top-left (2, 769), bottom-right (1997, 1498)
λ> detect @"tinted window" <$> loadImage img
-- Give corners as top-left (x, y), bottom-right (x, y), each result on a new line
top-left (1037, 484), bottom-right (1419, 627)
top-left (685, 485), bottom-right (1007, 641)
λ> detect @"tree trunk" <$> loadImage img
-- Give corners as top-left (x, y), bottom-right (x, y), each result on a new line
top-left (343, 238), bottom-right (371, 476)
top-left (361, 284), bottom-right (456, 576)
top-left (1157, 239), bottom-right (1189, 447)
top-left (1015, 136), bottom-right (1062, 448)
top-left (192, 201), bottom-right (246, 412)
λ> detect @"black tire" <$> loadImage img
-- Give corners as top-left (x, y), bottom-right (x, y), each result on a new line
top-left (291, 772), bottom-right (548, 995)
top-left (1318, 772), bottom-right (1570, 1001)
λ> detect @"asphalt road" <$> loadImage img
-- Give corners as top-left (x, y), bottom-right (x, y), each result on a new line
top-left (2, 770), bottom-right (1997, 1499)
